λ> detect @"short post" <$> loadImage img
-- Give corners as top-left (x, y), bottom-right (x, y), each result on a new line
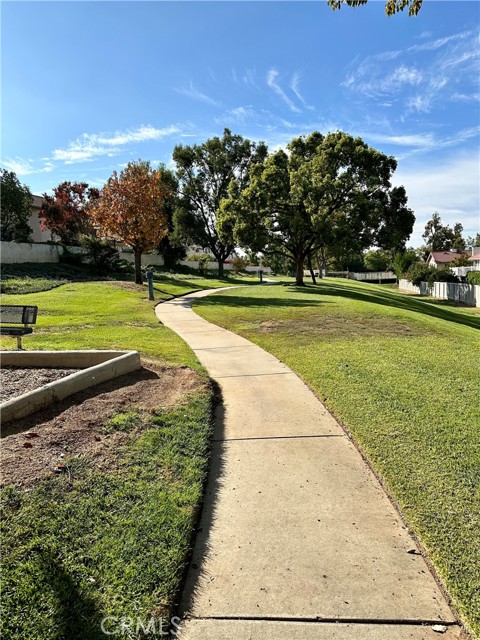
top-left (147, 269), bottom-right (154, 301)
top-left (258, 269), bottom-right (263, 283)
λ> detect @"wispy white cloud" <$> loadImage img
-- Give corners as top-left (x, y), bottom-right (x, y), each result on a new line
top-left (52, 125), bottom-right (180, 164)
top-left (344, 64), bottom-right (423, 98)
top-left (343, 28), bottom-right (479, 116)
top-left (364, 126), bottom-right (480, 155)
top-left (174, 82), bottom-right (222, 107)
top-left (451, 91), bottom-right (480, 102)
top-left (214, 106), bottom-right (257, 125)
top-left (290, 72), bottom-right (313, 110)
top-left (242, 68), bottom-right (258, 88)
top-left (2, 157), bottom-right (55, 175)
top-left (267, 69), bottom-right (302, 113)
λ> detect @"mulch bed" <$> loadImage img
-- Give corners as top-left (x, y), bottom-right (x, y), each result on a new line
top-left (0, 367), bottom-right (80, 403)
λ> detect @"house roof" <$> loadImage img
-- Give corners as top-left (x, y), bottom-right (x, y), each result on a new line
top-left (31, 195), bottom-right (44, 209)
top-left (429, 250), bottom-right (469, 263)
top-left (469, 253), bottom-right (480, 261)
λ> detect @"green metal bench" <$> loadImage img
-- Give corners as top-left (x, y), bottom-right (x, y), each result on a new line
top-left (0, 305), bottom-right (38, 350)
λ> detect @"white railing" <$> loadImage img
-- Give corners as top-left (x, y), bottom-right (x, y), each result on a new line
top-left (350, 271), bottom-right (396, 281)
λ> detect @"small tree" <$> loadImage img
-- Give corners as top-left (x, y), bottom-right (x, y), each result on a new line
top-left (393, 249), bottom-right (417, 279)
top-left (89, 162), bottom-right (174, 284)
top-left (39, 182), bottom-right (99, 245)
top-left (0, 169), bottom-right (33, 242)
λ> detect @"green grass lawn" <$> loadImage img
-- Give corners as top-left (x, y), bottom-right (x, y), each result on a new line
top-left (1, 394), bottom-right (212, 640)
top-left (193, 278), bottom-right (480, 638)
top-left (0, 270), bottom-right (255, 639)
top-left (0, 268), bottom-right (258, 365)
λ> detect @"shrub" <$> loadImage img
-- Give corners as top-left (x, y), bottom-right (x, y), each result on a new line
top-left (432, 267), bottom-right (457, 285)
top-left (467, 271), bottom-right (480, 285)
top-left (59, 245), bottom-right (85, 266)
top-left (406, 262), bottom-right (458, 288)
top-left (231, 256), bottom-right (248, 274)
top-left (406, 262), bottom-right (433, 287)
top-left (197, 254), bottom-right (210, 274)
top-left (79, 235), bottom-right (122, 273)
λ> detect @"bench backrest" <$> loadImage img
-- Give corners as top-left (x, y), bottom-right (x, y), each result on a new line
top-left (0, 305), bottom-right (38, 326)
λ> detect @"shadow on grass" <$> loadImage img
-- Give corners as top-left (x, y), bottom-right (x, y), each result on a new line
top-left (194, 292), bottom-right (330, 310)
top-left (39, 551), bottom-right (104, 640)
top-left (196, 281), bottom-right (479, 330)
top-left (317, 281), bottom-right (480, 331)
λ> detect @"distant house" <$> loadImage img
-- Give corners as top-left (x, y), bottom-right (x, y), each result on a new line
top-left (469, 250), bottom-right (480, 271)
top-left (29, 195), bottom-right (52, 243)
top-left (426, 249), bottom-right (470, 268)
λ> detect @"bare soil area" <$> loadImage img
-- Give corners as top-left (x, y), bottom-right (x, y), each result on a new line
top-left (1, 361), bottom-right (206, 488)
top-left (0, 367), bottom-right (80, 403)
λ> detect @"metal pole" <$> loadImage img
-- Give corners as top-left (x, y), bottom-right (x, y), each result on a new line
top-left (147, 270), bottom-right (154, 301)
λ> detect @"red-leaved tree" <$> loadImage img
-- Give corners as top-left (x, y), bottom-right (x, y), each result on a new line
top-left (89, 161), bottom-right (176, 284)
top-left (39, 182), bottom-right (100, 245)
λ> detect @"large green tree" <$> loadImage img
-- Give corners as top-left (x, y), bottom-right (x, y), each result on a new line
top-left (0, 169), bottom-right (33, 242)
top-left (328, 0), bottom-right (422, 16)
top-left (172, 129), bottom-right (267, 277)
top-left (220, 131), bottom-right (414, 286)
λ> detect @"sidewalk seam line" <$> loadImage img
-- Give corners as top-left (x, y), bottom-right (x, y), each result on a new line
top-left (213, 434), bottom-right (345, 442)
top-left (185, 615), bottom-right (459, 626)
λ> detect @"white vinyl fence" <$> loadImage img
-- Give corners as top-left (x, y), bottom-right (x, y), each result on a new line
top-left (350, 271), bottom-right (396, 281)
top-left (399, 279), bottom-right (480, 307)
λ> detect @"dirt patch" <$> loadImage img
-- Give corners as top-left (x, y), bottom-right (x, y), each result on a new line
top-left (259, 314), bottom-right (427, 338)
top-left (0, 367), bottom-right (80, 403)
top-left (0, 361), bottom-right (207, 488)
top-left (108, 280), bottom-right (147, 293)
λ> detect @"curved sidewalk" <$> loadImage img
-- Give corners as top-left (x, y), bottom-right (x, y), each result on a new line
top-left (156, 290), bottom-right (461, 640)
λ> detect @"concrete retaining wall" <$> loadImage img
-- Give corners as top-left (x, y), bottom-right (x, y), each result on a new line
top-left (0, 350), bottom-right (141, 424)
top-left (0, 242), bottom-right (85, 264)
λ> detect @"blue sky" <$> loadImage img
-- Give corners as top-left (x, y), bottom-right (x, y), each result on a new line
top-left (2, 0), bottom-right (479, 246)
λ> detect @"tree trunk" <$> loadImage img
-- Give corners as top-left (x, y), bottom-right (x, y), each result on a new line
top-left (295, 255), bottom-right (305, 286)
top-left (218, 259), bottom-right (225, 278)
top-left (307, 255), bottom-right (317, 285)
top-left (134, 249), bottom-right (143, 285)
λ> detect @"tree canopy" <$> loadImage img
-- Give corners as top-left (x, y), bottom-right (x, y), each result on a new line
top-left (39, 181), bottom-right (100, 245)
top-left (328, 0), bottom-right (423, 16)
top-left (219, 131), bottom-right (414, 285)
top-left (89, 161), bottom-right (175, 284)
top-left (422, 212), bottom-right (465, 252)
top-left (0, 169), bottom-right (33, 242)
top-left (172, 128), bottom-right (267, 277)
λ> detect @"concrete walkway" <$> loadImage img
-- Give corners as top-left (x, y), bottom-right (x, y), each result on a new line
top-left (155, 290), bottom-right (461, 640)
